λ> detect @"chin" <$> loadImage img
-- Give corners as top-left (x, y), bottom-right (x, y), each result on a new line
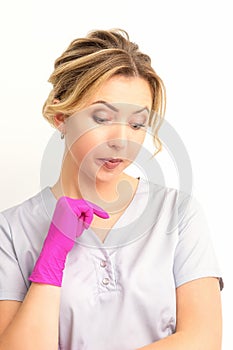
top-left (78, 160), bottom-right (130, 184)
top-left (95, 168), bottom-right (122, 183)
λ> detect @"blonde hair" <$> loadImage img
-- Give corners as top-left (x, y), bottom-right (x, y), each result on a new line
top-left (43, 29), bottom-right (166, 154)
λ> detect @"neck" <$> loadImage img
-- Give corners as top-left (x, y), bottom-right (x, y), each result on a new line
top-left (51, 153), bottom-right (138, 215)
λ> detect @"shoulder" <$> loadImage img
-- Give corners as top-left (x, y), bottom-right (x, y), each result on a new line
top-left (129, 178), bottom-right (196, 237)
top-left (139, 178), bottom-right (211, 237)
top-left (138, 177), bottom-right (193, 214)
top-left (0, 186), bottom-right (55, 235)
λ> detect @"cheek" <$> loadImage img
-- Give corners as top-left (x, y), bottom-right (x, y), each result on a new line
top-left (128, 130), bottom-right (146, 151)
top-left (136, 130), bottom-right (146, 144)
top-left (67, 130), bottom-right (105, 162)
top-left (123, 132), bottom-right (145, 164)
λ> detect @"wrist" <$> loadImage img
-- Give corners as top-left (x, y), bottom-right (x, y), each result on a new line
top-left (29, 223), bottom-right (75, 287)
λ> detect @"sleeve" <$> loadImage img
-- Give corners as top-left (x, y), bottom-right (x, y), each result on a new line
top-left (173, 194), bottom-right (223, 290)
top-left (0, 212), bottom-right (28, 301)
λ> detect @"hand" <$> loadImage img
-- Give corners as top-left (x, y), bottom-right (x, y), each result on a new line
top-left (28, 196), bottom-right (109, 287)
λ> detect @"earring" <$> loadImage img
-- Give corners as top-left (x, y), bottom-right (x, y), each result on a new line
top-left (60, 132), bottom-right (65, 139)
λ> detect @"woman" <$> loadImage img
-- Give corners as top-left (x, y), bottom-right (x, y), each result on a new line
top-left (0, 29), bottom-right (223, 350)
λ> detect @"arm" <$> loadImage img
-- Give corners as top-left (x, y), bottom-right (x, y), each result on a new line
top-left (0, 301), bottom-right (21, 335)
top-left (137, 277), bottom-right (222, 350)
top-left (0, 284), bottom-right (60, 350)
top-left (0, 197), bottom-right (108, 350)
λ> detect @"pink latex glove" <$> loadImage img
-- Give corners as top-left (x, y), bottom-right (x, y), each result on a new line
top-left (29, 196), bottom-right (109, 287)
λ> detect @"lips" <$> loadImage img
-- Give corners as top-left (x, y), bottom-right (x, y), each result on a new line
top-left (97, 158), bottom-right (123, 170)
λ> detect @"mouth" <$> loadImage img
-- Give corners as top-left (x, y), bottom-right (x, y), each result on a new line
top-left (96, 158), bottom-right (123, 170)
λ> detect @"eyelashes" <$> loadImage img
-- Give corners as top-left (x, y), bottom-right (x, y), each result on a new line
top-left (92, 115), bottom-right (110, 124)
top-left (92, 115), bottom-right (147, 130)
top-left (130, 123), bottom-right (146, 130)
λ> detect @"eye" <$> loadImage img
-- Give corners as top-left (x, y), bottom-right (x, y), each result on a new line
top-left (129, 114), bottom-right (148, 130)
top-left (91, 108), bottom-right (114, 125)
top-left (92, 115), bottom-right (109, 124)
top-left (129, 113), bottom-right (148, 130)
top-left (129, 123), bottom-right (146, 130)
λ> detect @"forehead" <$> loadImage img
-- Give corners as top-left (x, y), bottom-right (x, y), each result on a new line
top-left (89, 75), bottom-right (153, 109)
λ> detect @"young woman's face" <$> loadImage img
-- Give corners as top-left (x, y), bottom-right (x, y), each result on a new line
top-left (64, 75), bottom-right (153, 183)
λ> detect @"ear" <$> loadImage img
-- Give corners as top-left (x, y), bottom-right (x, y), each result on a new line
top-left (54, 114), bottom-right (66, 133)
top-left (52, 99), bottom-right (66, 134)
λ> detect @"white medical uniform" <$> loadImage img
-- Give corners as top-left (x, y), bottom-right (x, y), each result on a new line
top-left (0, 178), bottom-right (223, 350)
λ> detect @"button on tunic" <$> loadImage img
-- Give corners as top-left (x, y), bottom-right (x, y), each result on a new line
top-left (0, 178), bottom-right (223, 350)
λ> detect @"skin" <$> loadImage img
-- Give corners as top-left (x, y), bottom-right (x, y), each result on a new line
top-left (52, 75), bottom-right (153, 240)
top-left (0, 75), bottom-right (222, 350)
top-left (52, 76), bottom-right (152, 196)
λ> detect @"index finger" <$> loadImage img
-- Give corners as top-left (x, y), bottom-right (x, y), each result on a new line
top-left (85, 200), bottom-right (109, 219)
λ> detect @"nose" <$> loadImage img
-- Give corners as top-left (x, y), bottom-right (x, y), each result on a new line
top-left (107, 123), bottom-right (128, 151)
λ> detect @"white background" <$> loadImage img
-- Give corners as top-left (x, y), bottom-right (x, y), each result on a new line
top-left (0, 0), bottom-right (232, 348)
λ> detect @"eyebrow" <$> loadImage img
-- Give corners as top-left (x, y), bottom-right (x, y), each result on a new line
top-left (91, 100), bottom-right (150, 114)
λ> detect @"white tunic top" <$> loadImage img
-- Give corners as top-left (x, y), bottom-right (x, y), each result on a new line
top-left (0, 178), bottom-right (222, 350)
